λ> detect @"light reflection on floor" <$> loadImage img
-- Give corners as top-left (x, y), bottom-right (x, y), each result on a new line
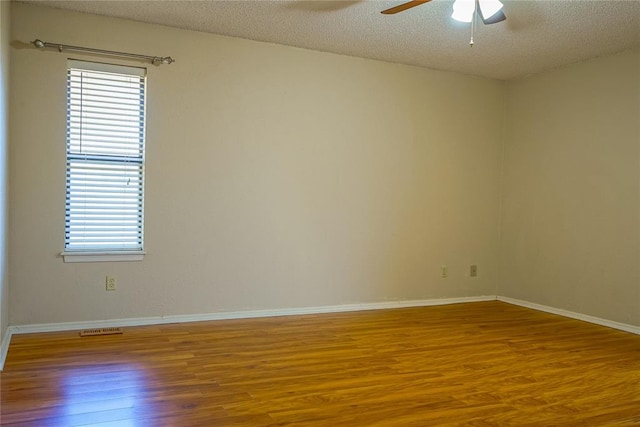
top-left (61, 364), bottom-right (147, 426)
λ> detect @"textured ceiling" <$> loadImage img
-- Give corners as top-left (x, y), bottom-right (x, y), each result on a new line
top-left (21, 0), bottom-right (640, 80)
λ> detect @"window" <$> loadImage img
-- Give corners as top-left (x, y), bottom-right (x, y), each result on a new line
top-left (62, 60), bottom-right (146, 263)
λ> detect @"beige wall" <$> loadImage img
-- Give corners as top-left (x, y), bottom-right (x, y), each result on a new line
top-left (1, 0), bottom-right (10, 346)
top-left (9, 3), bottom-right (504, 326)
top-left (500, 49), bottom-right (640, 326)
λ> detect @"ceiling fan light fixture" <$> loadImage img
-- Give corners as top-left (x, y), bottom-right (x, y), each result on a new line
top-left (478, 0), bottom-right (504, 20)
top-left (451, 0), bottom-right (476, 23)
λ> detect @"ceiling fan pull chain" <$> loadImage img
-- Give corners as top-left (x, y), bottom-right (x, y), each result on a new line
top-left (470, 4), bottom-right (476, 47)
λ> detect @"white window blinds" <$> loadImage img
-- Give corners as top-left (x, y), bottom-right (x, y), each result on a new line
top-left (65, 60), bottom-right (146, 254)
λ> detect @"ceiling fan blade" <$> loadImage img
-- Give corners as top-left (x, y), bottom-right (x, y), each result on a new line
top-left (479, 8), bottom-right (506, 24)
top-left (381, 0), bottom-right (431, 15)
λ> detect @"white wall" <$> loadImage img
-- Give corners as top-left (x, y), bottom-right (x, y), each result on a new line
top-left (500, 49), bottom-right (640, 326)
top-left (0, 0), bottom-right (11, 348)
top-left (9, 3), bottom-right (505, 326)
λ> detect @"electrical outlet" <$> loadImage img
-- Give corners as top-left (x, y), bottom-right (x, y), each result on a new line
top-left (441, 265), bottom-right (448, 278)
top-left (106, 276), bottom-right (116, 291)
top-left (470, 265), bottom-right (478, 277)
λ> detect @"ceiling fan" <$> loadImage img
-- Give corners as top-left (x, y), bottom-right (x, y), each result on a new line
top-left (381, 0), bottom-right (506, 25)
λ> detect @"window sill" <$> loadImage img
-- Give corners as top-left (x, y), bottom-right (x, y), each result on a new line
top-left (61, 251), bottom-right (146, 263)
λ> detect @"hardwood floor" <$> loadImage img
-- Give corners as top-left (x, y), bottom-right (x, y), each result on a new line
top-left (2, 301), bottom-right (640, 426)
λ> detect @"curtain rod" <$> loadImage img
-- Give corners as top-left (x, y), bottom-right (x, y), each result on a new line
top-left (31, 39), bottom-right (175, 65)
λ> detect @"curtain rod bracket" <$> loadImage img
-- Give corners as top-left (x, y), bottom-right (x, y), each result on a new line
top-left (152, 56), bottom-right (175, 65)
top-left (31, 39), bottom-right (175, 65)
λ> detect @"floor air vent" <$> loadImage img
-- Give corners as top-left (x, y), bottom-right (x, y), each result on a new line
top-left (79, 327), bottom-right (123, 337)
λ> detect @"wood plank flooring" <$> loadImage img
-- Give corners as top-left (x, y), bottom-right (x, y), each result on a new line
top-left (1, 301), bottom-right (640, 426)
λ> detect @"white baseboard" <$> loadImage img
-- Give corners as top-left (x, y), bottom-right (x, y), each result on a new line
top-left (497, 296), bottom-right (640, 335)
top-left (8, 295), bottom-right (498, 336)
top-left (0, 327), bottom-right (12, 371)
top-left (3, 294), bottom-right (638, 371)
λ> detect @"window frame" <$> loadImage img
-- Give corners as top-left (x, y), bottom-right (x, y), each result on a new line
top-left (61, 59), bottom-right (147, 263)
